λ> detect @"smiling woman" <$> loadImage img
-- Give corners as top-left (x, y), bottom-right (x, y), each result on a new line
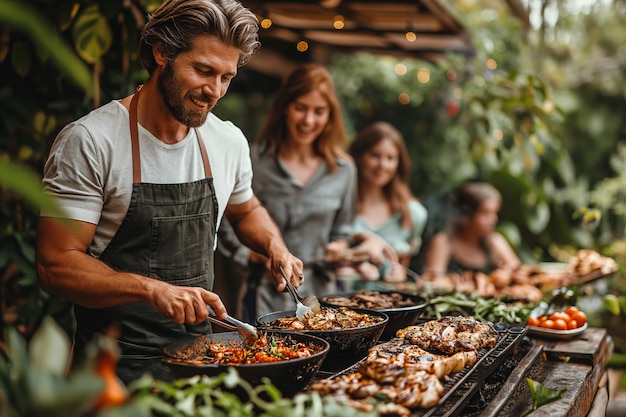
top-left (348, 121), bottom-right (428, 283)
top-left (216, 63), bottom-right (358, 320)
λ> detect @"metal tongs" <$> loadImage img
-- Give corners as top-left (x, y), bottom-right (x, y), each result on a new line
top-left (206, 306), bottom-right (258, 342)
top-left (280, 266), bottom-right (319, 320)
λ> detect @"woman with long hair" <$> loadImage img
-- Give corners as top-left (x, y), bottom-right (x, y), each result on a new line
top-left (349, 121), bottom-right (428, 282)
top-left (217, 64), bottom-right (395, 318)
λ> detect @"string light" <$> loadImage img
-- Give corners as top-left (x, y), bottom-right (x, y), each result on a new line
top-left (333, 15), bottom-right (344, 29)
top-left (417, 68), bottom-right (430, 83)
top-left (320, 0), bottom-right (341, 8)
top-left (405, 31), bottom-right (416, 42)
top-left (486, 58), bottom-right (497, 69)
top-left (394, 64), bottom-right (407, 75)
top-left (398, 93), bottom-right (411, 105)
top-left (297, 41), bottom-right (309, 52)
top-left (260, 18), bottom-right (272, 29)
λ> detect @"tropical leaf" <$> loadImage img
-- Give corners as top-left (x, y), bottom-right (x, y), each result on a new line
top-left (72, 4), bottom-right (112, 64)
top-left (0, 0), bottom-right (93, 94)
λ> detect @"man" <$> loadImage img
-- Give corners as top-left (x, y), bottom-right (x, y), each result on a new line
top-left (35, 0), bottom-right (303, 383)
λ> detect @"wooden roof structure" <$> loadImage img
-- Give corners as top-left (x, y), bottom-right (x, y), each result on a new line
top-left (242, 0), bottom-right (475, 77)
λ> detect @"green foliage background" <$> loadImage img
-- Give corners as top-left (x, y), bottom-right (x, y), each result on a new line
top-left (2, 0), bottom-right (626, 413)
top-left (1, 0), bottom-right (625, 347)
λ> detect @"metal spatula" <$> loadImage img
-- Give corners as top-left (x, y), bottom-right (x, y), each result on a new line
top-left (280, 266), bottom-right (314, 320)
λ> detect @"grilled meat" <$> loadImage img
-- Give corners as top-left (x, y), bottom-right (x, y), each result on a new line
top-left (396, 316), bottom-right (498, 354)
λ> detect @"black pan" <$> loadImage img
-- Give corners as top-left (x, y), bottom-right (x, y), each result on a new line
top-left (162, 331), bottom-right (329, 397)
top-left (256, 307), bottom-right (388, 372)
top-left (321, 290), bottom-right (428, 340)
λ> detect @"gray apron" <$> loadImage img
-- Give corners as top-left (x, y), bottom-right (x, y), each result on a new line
top-left (73, 89), bottom-right (218, 384)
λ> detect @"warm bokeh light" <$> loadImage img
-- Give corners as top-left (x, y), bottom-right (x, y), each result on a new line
top-left (493, 129), bottom-right (504, 141)
top-left (447, 70), bottom-right (457, 81)
top-left (395, 64), bottom-right (407, 75)
top-left (486, 58), bottom-right (497, 69)
top-left (405, 31), bottom-right (417, 42)
top-left (260, 18), bottom-right (272, 29)
top-left (453, 87), bottom-right (463, 99)
top-left (320, 0), bottom-right (342, 8)
top-left (297, 41), bottom-right (309, 52)
top-left (333, 15), bottom-right (344, 29)
top-left (417, 68), bottom-right (430, 83)
top-left (398, 93), bottom-right (411, 105)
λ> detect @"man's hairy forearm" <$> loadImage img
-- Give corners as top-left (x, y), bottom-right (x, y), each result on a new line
top-left (37, 250), bottom-right (156, 308)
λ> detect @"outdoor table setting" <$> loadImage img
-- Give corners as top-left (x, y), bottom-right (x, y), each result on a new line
top-left (169, 251), bottom-right (616, 417)
top-left (158, 245), bottom-right (617, 417)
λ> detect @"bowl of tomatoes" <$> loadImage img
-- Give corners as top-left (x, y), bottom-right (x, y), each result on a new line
top-left (526, 305), bottom-right (588, 339)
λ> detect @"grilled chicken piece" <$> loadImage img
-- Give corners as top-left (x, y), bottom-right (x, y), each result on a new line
top-left (396, 316), bottom-right (498, 354)
top-left (363, 340), bottom-right (477, 379)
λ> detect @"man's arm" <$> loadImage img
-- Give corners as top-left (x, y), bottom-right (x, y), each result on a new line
top-left (225, 195), bottom-right (303, 291)
top-left (35, 217), bottom-right (226, 322)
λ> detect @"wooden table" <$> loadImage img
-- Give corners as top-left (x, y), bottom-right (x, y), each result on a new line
top-left (477, 327), bottom-right (613, 417)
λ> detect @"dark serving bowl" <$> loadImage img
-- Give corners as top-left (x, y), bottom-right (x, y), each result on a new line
top-left (162, 331), bottom-right (330, 397)
top-left (321, 290), bottom-right (428, 340)
top-left (256, 307), bottom-right (388, 372)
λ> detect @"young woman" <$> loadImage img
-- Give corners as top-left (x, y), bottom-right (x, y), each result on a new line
top-left (348, 121), bottom-right (428, 282)
top-left (217, 64), bottom-right (394, 318)
top-left (423, 181), bottom-right (520, 277)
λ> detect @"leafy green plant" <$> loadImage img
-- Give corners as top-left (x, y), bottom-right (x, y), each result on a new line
top-left (0, 317), bottom-right (103, 417)
top-left (0, 316), bottom-right (379, 417)
top-left (522, 377), bottom-right (567, 416)
top-left (128, 370), bottom-right (380, 417)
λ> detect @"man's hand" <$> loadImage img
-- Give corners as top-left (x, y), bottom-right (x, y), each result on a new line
top-left (146, 279), bottom-right (227, 324)
top-left (267, 251), bottom-right (304, 291)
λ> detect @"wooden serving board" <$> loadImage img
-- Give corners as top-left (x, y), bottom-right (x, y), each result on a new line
top-left (478, 327), bottom-right (614, 417)
top-left (532, 327), bottom-right (610, 366)
top-left (480, 327), bottom-right (613, 417)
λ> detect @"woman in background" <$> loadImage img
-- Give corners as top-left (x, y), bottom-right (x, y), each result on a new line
top-left (218, 64), bottom-right (394, 318)
top-left (423, 181), bottom-right (520, 278)
top-left (348, 121), bottom-right (428, 282)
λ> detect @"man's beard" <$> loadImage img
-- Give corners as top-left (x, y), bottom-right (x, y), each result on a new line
top-left (157, 62), bottom-right (215, 128)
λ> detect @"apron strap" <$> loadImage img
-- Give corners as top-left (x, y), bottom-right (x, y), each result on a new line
top-left (195, 129), bottom-right (213, 178)
top-left (129, 86), bottom-right (213, 181)
top-left (130, 87), bottom-right (142, 183)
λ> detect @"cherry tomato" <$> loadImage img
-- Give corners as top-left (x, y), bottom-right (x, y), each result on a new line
top-left (542, 319), bottom-right (555, 329)
top-left (565, 306), bottom-right (579, 317)
top-left (550, 312), bottom-right (571, 322)
top-left (567, 319), bottom-right (579, 330)
top-left (571, 311), bottom-right (587, 326)
top-left (553, 319), bottom-right (568, 331)
top-left (527, 317), bottom-right (540, 327)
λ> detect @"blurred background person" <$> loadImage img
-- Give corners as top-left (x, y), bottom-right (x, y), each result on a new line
top-left (423, 181), bottom-right (520, 280)
top-left (347, 121), bottom-right (428, 284)
top-left (216, 64), bottom-right (395, 319)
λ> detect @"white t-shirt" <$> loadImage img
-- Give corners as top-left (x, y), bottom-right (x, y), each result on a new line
top-left (41, 100), bottom-right (253, 257)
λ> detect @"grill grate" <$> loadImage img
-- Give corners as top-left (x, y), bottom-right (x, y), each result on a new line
top-left (314, 322), bottom-right (529, 417)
